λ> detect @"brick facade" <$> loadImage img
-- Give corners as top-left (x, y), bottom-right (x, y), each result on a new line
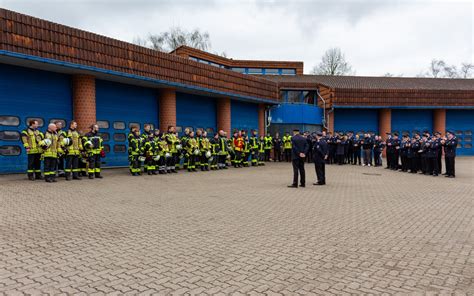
top-left (216, 98), bottom-right (231, 136)
top-left (379, 109), bottom-right (391, 141)
top-left (158, 89), bottom-right (176, 132)
top-left (72, 75), bottom-right (96, 132)
top-left (258, 104), bottom-right (265, 136)
top-left (433, 109), bottom-right (446, 136)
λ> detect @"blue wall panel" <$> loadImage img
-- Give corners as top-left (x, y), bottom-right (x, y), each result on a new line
top-left (176, 92), bottom-right (216, 134)
top-left (447, 110), bottom-right (474, 156)
top-left (271, 103), bottom-right (323, 125)
top-left (334, 109), bottom-right (379, 134)
top-left (231, 100), bottom-right (259, 134)
top-left (0, 63), bottom-right (72, 173)
top-left (391, 109), bottom-right (433, 136)
top-left (96, 79), bottom-right (158, 167)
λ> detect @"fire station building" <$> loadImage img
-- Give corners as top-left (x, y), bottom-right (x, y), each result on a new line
top-left (1, 9), bottom-right (473, 173)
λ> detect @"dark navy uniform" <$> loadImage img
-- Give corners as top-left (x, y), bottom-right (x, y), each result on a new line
top-left (312, 134), bottom-right (328, 185)
top-left (443, 133), bottom-right (458, 177)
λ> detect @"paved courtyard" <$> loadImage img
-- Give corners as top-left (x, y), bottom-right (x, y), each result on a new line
top-left (0, 158), bottom-right (473, 295)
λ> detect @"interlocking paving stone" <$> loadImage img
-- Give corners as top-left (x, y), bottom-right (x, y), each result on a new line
top-left (0, 158), bottom-right (473, 294)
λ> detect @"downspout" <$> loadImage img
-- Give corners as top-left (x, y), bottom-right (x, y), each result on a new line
top-left (317, 89), bottom-right (328, 130)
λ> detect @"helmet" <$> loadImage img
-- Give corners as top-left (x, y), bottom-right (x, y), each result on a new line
top-left (226, 154), bottom-right (230, 159)
top-left (84, 140), bottom-right (93, 149)
top-left (62, 138), bottom-right (71, 146)
top-left (209, 156), bottom-right (214, 162)
top-left (194, 149), bottom-right (200, 155)
top-left (138, 156), bottom-right (146, 162)
top-left (43, 138), bottom-right (52, 147)
top-left (176, 144), bottom-right (182, 150)
top-left (205, 151), bottom-right (211, 158)
top-left (153, 155), bottom-right (160, 161)
top-left (165, 152), bottom-right (171, 158)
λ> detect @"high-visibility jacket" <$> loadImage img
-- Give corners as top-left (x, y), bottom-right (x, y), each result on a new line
top-left (283, 135), bottom-right (292, 149)
top-left (142, 138), bottom-right (156, 157)
top-left (42, 130), bottom-right (62, 158)
top-left (165, 133), bottom-right (178, 153)
top-left (234, 137), bottom-right (244, 151)
top-left (128, 135), bottom-right (141, 156)
top-left (258, 139), bottom-right (265, 153)
top-left (186, 137), bottom-right (199, 154)
top-left (200, 137), bottom-right (211, 151)
top-left (264, 136), bottom-right (273, 150)
top-left (83, 132), bottom-right (103, 155)
top-left (218, 136), bottom-right (227, 155)
top-left (250, 136), bottom-right (259, 150)
top-left (64, 129), bottom-right (83, 155)
top-left (21, 128), bottom-right (44, 154)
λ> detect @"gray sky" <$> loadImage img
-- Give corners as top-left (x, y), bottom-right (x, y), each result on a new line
top-left (1, 0), bottom-right (472, 76)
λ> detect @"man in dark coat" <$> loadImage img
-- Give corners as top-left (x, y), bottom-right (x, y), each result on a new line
top-left (288, 129), bottom-right (309, 188)
top-left (312, 132), bottom-right (328, 185)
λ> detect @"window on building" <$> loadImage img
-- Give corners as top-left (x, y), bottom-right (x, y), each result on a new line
top-left (265, 69), bottom-right (279, 75)
top-left (189, 57), bottom-right (198, 62)
top-left (103, 144), bottom-right (110, 153)
top-left (0, 131), bottom-right (20, 141)
top-left (206, 128), bottom-right (214, 134)
top-left (286, 91), bottom-right (304, 103)
top-left (144, 123), bottom-right (154, 130)
top-left (99, 132), bottom-right (110, 142)
top-left (0, 145), bottom-right (21, 156)
top-left (455, 130), bottom-right (463, 136)
top-left (465, 143), bottom-right (472, 149)
top-left (97, 120), bottom-right (109, 129)
top-left (26, 117), bottom-right (44, 127)
top-left (113, 133), bottom-right (126, 142)
top-left (113, 145), bottom-right (126, 153)
top-left (49, 119), bottom-right (66, 127)
top-left (465, 130), bottom-right (472, 136)
top-left (464, 136), bottom-right (472, 142)
top-left (231, 68), bottom-right (246, 74)
top-left (248, 68), bottom-right (263, 74)
top-left (0, 116), bottom-right (20, 126)
top-left (281, 69), bottom-right (296, 75)
top-left (175, 126), bottom-right (182, 133)
top-left (113, 121), bottom-right (125, 130)
top-left (129, 122), bottom-right (140, 129)
top-left (185, 126), bottom-right (194, 132)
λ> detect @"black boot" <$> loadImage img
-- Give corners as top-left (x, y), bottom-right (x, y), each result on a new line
top-left (95, 173), bottom-right (103, 179)
top-left (28, 174), bottom-right (35, 181)
top-left (45, 176), bottom-right (52, 183)
top-left (35, 173), bottom-right (43, 180)
top-left (73, 173), bottom-right (82, 180)
top-left (89, 173), bottom-right (94, 179)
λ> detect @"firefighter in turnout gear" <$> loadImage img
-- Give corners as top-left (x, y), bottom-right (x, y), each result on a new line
top-left (41, 123), bottom-right (63, 183)
top-left (63, 120), bottom-right (83, 181)
top-left (143, 132), bottom-right (158, 175)
top-left (180, 128), bottom-right (190, 169)
top-left (233, 131), bottom-right (244, 168)
top-left (83, 124), bottom-right (104, 179)
top-left (217, 130), bottom-right (228, 169)
top-left (128, 127), bottom-right (142, 176)
top-left (200, 131), bottom-right (212, 171)
top-left (165, 126), bottom-right (179, 173)
top-left (283, 132), bottom-right (292, 162)
top-left (210, 133), bottom-right (219, 170)
top-left (21, 119), bottom-right (44, 180)
top-left (258, 135), bottom-right (266, 166)
top-left (186, 131), bottom-right (199, 172)
top-left (264, 133), bottom-right (273, 162)
top-left (55, 120), bottom-right (67, 177)
top-left (242, 133), bottom-right (251, 167)
top-left (249, 130), bottom-right (259, 166)
top-left (141, 124), bottom-right (153, 173)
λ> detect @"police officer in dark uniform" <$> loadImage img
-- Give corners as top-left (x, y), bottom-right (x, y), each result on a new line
top-left (312, 132), bottom-right (328, 185)
top-left (400, 134), bottom-right (410, 172)
top-left (427, 134), bottom-right (440, 176)
top-left (442, 130), bottom-right (458, 178)
top-left (288, 129), bottom-right (309, 188)
top-left (434, 131), bottom-right (443, 173)
top-left (385, 133), bottom-right (393, 169)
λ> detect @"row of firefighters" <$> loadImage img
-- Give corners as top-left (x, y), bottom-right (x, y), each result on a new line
top-left (19, 119), bottom-right (284, 181)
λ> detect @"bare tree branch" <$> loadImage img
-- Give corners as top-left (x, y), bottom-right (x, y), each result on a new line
top-left (311, 48), bottom-right (354, 76)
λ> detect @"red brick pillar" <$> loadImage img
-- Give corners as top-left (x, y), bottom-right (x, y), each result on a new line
top-left (217, 98), bottom-right (231, 135)
top-left (326, 109), bottom-right (334, 134)
top-left (73, 75), bottom-right (96, 132)
top-left (379, 108), bottom-right (391, 156)
top-left (258, 104), bottom-right (265, 136)
top-left (433, 109), bottom-right (446, 136)
top-left (159, 89), bottom-right (176, 132)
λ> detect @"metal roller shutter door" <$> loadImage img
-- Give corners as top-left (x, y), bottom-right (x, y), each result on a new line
top-left (231, 101), bottom-right (259, 134)
top-left (334, 109), bottom-right (379, 135)
top-left (391, 109), bottom-right (433, 136)
top-left (446, 110), bottom-right (473, 156)
top-left (176, 92), bottom-right (217, 135)
top-left (0, 64), bottom-right (72, 173)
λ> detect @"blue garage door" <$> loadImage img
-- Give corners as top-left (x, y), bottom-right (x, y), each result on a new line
top-left (96, 80), bottom-right (158, 167)
top-left (176, 92), bottom-right (216, 136)
top-left (391, 109), bottom-right (433, 136)
top-left (0, 64), bottom-right (72, 174)
top-left (447, 110), bottom-right (474, 156)
top-left (231, 100), bottom-right (259, 135)
top-left (334, 109), bottom-right (378, 135)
